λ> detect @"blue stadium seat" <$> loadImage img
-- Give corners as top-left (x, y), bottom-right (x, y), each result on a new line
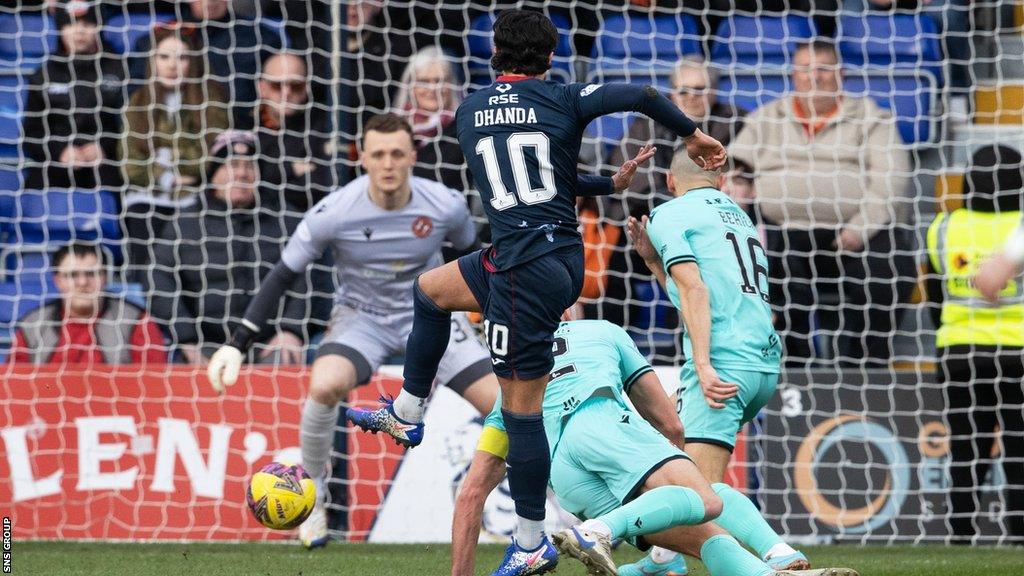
top-left (0, 13), bottom-right (58, 69)
top-left (1, 247), bottom-right (50, 285)
top-left (711, 16), bottom-right (816, 68)
top-left (102, 12), bottom-right (176, 54)
top-left (844, 70), bottom-right (938, 144)
top-left (0, 73), bottom-right (21, 159)
top-left (0, 166), bottom-right (21, 238)
top-left (17, 189), bottom-right (121, 245)
top-left (467, 12), bottom-right (574, 88)
top-left (838, 14), bottom-right (942, 82)
top-left (592, 14), bottom-right (700, 78)
top-left (716, 72), bottom-right (792, 115)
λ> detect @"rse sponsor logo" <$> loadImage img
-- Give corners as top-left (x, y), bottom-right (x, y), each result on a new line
top-left (488, 93), bottom-right (519, 106)
top-left (579, 84), bottom-right (602, 97)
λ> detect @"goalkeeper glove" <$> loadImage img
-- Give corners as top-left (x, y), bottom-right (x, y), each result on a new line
top-left (207, 345), bottom-right (243, 394)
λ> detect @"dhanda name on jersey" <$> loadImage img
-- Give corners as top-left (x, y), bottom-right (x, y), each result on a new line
top-left (474, 107), bottom-right (538, 127)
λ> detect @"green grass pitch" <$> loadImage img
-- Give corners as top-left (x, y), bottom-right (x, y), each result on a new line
top-left (11, 542), bottom-right (1024, 576)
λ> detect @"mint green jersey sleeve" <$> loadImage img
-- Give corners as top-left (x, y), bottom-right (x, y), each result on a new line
top-left (483, 395), bottom-right (505, 432)
top-left (610, 324), bottom-right (654, 393)
top-left (647, 209), bottom-right (696, 271)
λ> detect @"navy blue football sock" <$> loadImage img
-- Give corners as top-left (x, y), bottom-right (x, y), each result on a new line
top-left (502, 409), bottom-right (550, 522)
top-left (401, 280), bottom-right (452, 399)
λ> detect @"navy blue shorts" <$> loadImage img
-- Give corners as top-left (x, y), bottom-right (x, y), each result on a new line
top-left (458, 244), bottom-right (584, 379)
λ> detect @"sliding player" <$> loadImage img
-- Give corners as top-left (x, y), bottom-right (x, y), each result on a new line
top-left (451, 319), bottom-right (858, 576)
top-left (206, 114), bottom-right (498, 548)
top-left (348, 11), bottom-right (727, 572)
top-left (623, 150), bottom-right (808, 574)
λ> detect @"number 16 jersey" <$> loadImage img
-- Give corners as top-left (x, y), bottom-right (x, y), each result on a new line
top-left (646, 187), bottom-right (781, 373)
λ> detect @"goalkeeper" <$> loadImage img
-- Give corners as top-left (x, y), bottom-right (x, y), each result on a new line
top-left (624, 150), bottom-right (808, 575)
top-left (206, 114), bottom-right (499, 548)
top-left (452, 319), bottom-right (857, 576)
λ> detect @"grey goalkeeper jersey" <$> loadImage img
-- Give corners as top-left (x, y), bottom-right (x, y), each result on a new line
top-left (281, 175), bottom-right (476, 313)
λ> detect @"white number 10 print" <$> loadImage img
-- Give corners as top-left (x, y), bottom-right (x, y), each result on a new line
top-left (475, 132), bottom-right (557, 211)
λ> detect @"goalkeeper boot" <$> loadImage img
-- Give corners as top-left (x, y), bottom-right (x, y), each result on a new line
top-left (346, 396), bottom-right (424, 448)
top-left (298, 495), bottom-right (328, 549)
top-left (553, 525), bottom-right (617, 576)
top-left (491, 537), bottom-right (558, 576)
top-left (617, 552), bottom-right (688, 576)
top-left (766, 550), bottom-right (810, 571)
top-left (778, 565), bottom-right (860, 569)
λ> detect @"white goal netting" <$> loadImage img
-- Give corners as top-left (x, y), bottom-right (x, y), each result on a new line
top-left (1, 0), bottom-right (1022, 545)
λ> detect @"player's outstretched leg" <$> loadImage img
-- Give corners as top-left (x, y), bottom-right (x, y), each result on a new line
top-left (711, 482), bottom-right (809, 570)
top-left (348, 262), bottom-right (477, 446)
top-left (553, 485), bottom-right (717, 576)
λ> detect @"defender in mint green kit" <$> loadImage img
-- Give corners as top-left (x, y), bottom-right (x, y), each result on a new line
top-left (483, 319), bottom-right (684, 511)
top-left (645, 178), bottom-right (780, 450)
top-left (624, 150), bottom-right (811, 575)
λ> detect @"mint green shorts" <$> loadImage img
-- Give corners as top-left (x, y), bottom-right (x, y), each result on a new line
top-left (677, 364), bottom-right (778, 450)
top-left (549, 397), bottom-right (688, 522)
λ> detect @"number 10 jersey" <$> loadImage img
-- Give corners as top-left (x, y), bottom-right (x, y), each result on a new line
top-left (456, 76), bottom-right (615, 271)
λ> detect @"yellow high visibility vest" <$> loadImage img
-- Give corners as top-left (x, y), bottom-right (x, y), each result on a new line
top-left (927, 209), bottom-right (1024, 348)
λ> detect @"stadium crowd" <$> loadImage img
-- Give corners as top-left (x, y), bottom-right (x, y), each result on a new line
top-left (4, 0), bottom-right (1023, 547)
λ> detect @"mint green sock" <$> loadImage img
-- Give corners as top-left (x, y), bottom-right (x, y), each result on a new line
top-left (712, 483), bottom-right (783, 558)
top-left (597, 485), bottom-right (706, 540)
top-left (699, 534), bottom-right (773, 576)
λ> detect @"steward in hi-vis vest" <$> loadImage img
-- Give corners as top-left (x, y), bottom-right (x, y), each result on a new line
top-left (924, 144), bottom-right (1024, 543)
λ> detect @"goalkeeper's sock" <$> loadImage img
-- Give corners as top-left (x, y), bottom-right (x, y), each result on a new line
top-left (595, 485), bottom-right (706, 540)
top-left (699, 534), bottom-right (773, 576)
top-left (711, 483), bottom-right (785, 558)
top-left (300, 399), bottom-right (339, 481)
top-left (503, 409), bottom-right (550, 549)
top-left (397, 279), bottom-right (451, 422)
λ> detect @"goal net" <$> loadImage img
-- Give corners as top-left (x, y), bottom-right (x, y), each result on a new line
top-left (1, 0), bottom-right (1021, 545)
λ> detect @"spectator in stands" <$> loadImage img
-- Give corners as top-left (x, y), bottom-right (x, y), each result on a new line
top-left (127, 0), bottom-right (283, 126)
top-left (8, 242), bottom-right (166, 365)
top-left (254, 52), bottom-right (340, 213)
top-left (730, 40), bottom-right (913, 366)
top-left (393, 47), bottom-right (467, 192)
top-left (23, 2), bottom-right (125, 191)
top-left (146, 131), bottom-right (309, 365)
top-left (608, 55), bottom-right (745, 210)
top-left (121, 24), bottom-right (229, 281)
top-left (925, 144), bottom-right (1024, 543)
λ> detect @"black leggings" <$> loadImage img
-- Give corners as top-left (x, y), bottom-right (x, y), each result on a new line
top-left (940, 345), bottom-right (1024, 542)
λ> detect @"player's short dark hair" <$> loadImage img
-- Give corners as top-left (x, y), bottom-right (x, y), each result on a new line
top-left (490, 9), bottom-right (557, 76)
top-left (792, 39), bottom-right (838, 61)
top-left (52, 241), bottom-right (106, 269)
top-left (362, 113), bottom-right (414, 146)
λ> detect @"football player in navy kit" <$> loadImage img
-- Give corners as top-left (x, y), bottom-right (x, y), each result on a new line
top-left (349, 10), bottom-right (727, 575)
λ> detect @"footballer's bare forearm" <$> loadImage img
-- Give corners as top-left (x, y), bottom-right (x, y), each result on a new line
top-left (451, 450), bottom-right (507, 576)
top-left (670, 263), bottom-right (713, 368)
top-left (627, 372), bottom-right (685, 448)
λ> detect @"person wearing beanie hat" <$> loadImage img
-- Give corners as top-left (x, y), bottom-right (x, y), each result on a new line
top-left (23, 0), bottom-right (125, 191)
top-left (924, 144), bottom-right (1024, 544)
top-left (205, 130), bottom-right (259, 194)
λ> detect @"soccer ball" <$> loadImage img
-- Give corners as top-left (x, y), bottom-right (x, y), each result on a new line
top-left (246, 462), bottom-right (317, 530)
